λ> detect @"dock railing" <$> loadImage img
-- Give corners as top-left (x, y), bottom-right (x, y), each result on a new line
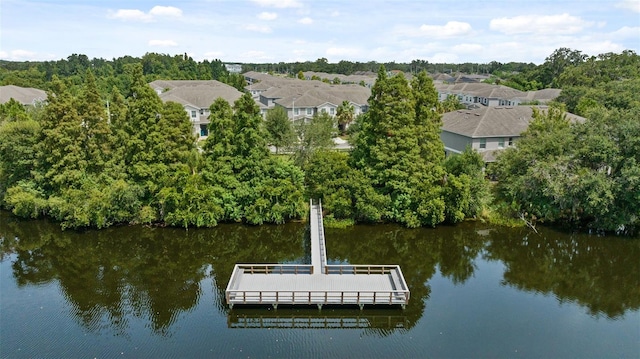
top-left (234, 264), bottom-right (314, 275)
top-left (226, 289), bottom-right (410, 306)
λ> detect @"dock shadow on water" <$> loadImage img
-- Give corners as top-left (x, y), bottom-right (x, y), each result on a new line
top-left (1, 210), bottom-right (639, 345)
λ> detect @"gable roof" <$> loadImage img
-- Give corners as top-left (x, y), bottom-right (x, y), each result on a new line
top-left (441, 106), bottom-right (584, 138)
top-left (0, 85), bottom-right (47, 105)
top-left (150, 81), bottom-right (243, 108)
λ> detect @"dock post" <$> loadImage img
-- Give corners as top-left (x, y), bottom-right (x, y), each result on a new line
top-left (359, 304), bottom-right (364, 310)
top-left (317, 304), bottom-right (323, 310)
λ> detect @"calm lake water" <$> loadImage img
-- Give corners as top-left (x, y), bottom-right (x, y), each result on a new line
top-left (1, 210), bottom-right (639, 358)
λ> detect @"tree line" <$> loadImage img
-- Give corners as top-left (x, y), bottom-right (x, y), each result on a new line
top-left (1, 48), bottom-right (638, 233)
top-left (0, 62), bottom-right (487, 230)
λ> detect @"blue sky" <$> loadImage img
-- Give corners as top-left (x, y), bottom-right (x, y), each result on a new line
top-left (1, 0), bottom-right (638, 64)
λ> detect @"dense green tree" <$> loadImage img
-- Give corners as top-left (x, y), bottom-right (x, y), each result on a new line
top-left (305, 150), bottom-right (387, 222)
top-left (292, 111), bottom-right (336, 167)
top-left (444, 146), bottom-right (490, 219)
top-left (78, 70), bottom-right (113, 176)
top-left (118, 64), bottom-right (164, 187)
top-left (35, 76), bottom-right (87, 192)
top-left (203, 97), bottom-right (235, 159)
top-left (492, 105), bottom-right (639, 232)
top-left (438, 94), bottom-right (466, 113)
top-left (0, 111), bottom-right (40, 201)
top-left (351, 67), bottom-right (447, 227)
top-left (0, 98), bottom-right (31, 123)
top-left (232, 92), bottom-right (269, 160)
top-left (264, 106), bottom-right (295, 153)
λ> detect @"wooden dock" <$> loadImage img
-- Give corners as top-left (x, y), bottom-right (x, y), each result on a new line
top-left (225, 200), bottom-right (410, 309)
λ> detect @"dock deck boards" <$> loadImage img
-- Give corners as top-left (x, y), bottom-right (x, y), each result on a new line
top-left (225, 200), bottom-right (410, 308)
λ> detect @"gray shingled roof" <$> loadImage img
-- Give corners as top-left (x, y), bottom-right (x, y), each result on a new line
top-left (157, 82), bottom-right (243, 108)
top-left (442, 106), bottom-right (584, 138)
top-left (520, 88), bottom-right (562, 102)
top-left (0, 85), bottom-right (47, 105)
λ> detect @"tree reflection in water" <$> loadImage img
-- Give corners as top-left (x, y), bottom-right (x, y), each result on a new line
top-left (483, 226), bottom-right (640, 319)
top-left (1, 211), bottom-right (638, 337)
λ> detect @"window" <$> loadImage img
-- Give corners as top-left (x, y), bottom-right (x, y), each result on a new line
top-left (479, 138), bottom-right (486, 149)
top-left (191, 110), bottom-right (196, 118)
top-left (498, 138), bottom-right (505, 148)
top-left (508, 137), bottom-right (513, 146)
top-left (321, 108), bottom-right (327, 114)
top-left (306, 108), bottom-right (312, 115)
top-left (330, 108), bottom-right (335, 115)
top-left (294, 108), bottom-right (299, 115)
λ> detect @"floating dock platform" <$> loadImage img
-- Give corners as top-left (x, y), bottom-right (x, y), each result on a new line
top-left (225, 200), bottom-right (410, 309)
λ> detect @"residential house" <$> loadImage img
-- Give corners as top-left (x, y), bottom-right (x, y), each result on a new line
top-left (149, 80), bottom-right (243, 138)
top-left (245, 72), bottom-right (371, 122)
top-left (441, 106), bottom-right (584, 162)
top-left (0, 85), bottom-right (47, 105)
top-left (435, 82), bottom-right (561, 108)
top-left (224, 63), bottom-right (243, 73)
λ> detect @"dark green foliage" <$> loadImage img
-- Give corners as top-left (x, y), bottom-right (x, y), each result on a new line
top-left (350, 67), bottom-right (452, 227)
top-left (35, 76), bottom-right (87, 192)
top-left (292, 111), bottom-right (336, 167)
top-left (444, 146), bottom-right (490, 219)
top-left (336, 100), bottom-right (354, 135)
top-left (304, 150), bottom-right (386, 222)
top-left (79, 70), bottom-right (113, 176)
top-left (438, 94), bottom-right (466, 113)
top-left (0, 112), bottom-right (40, 201)
top-left (0, 98), bottom-right (31, 123)
top-left (232, 92), bottom-right (269, 160)
top-left (492, 105), bottom-right (639, 232)
top-left (198, 93), bottom-right (306, 226)
top-left (264, 106), bottom-right (295, 154)
top-left (203, 98), bottom-right (235, 158)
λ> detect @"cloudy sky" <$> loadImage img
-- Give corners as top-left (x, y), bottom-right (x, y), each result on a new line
top-left (1, 0), bottom-right (638, 64)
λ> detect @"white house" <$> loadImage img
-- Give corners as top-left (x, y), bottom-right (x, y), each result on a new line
top-left (441, 106), bottom-right (584, 162)
top-left (149, 80), bottom-right (243, 138)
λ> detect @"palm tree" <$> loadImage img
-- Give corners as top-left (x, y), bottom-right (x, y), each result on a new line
top-left (336, 100), bottom-right (354, 135)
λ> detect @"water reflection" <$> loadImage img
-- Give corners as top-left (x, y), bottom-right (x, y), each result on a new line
top-left (483, 226), bottom-right (640, 319)
top-left (1, 211), bottom-right (638, 338)
top-left (228, 307), bottom-right (409, 337)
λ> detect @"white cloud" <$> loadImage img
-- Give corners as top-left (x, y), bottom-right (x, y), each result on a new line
top-left (451, 43), bottom-right (484, 53)
top-left (490, 13), bottom-right (592, 35)
top-left (616, 0), bottom-right (640, 13)
top-left (251, 0), bottom-right (302, 8)
top-left (611, 26), bottom-right (640, 38)
top-left (239, 50), bottom-right (274, 62)
top-left (330, 11), bottom-right (340, 17)
top-left (203, 51), bottom-right (224, 59)
top-left (244, 24), bottom-right (272, 33)
top-left (108, 9), bottom-right (152, 22)
top-left (149, 39), bottom-right (178, 46)
top-left (258, 12), bottom-right (278, 20)
top-left (298, 17), bottom-right (313, 25)
top-left (0, 49), bottom-right (55, 61)
top-left (326, 47), bottom-right (361, 58)
top-left (426, 52), bottom-right (460, 63)
top-left (416, 21), bottom-right (473, 37)
top-left (108, 6), bottom-right (182, 22)
top-left (149, 6), bottom-right (183, 17)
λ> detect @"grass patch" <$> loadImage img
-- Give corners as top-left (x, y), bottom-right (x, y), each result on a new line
top-left (322, 215), bottom-right (354, 229)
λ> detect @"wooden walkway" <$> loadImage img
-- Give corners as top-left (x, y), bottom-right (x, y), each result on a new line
top-left (225, 200), bottom-right (410, 309)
